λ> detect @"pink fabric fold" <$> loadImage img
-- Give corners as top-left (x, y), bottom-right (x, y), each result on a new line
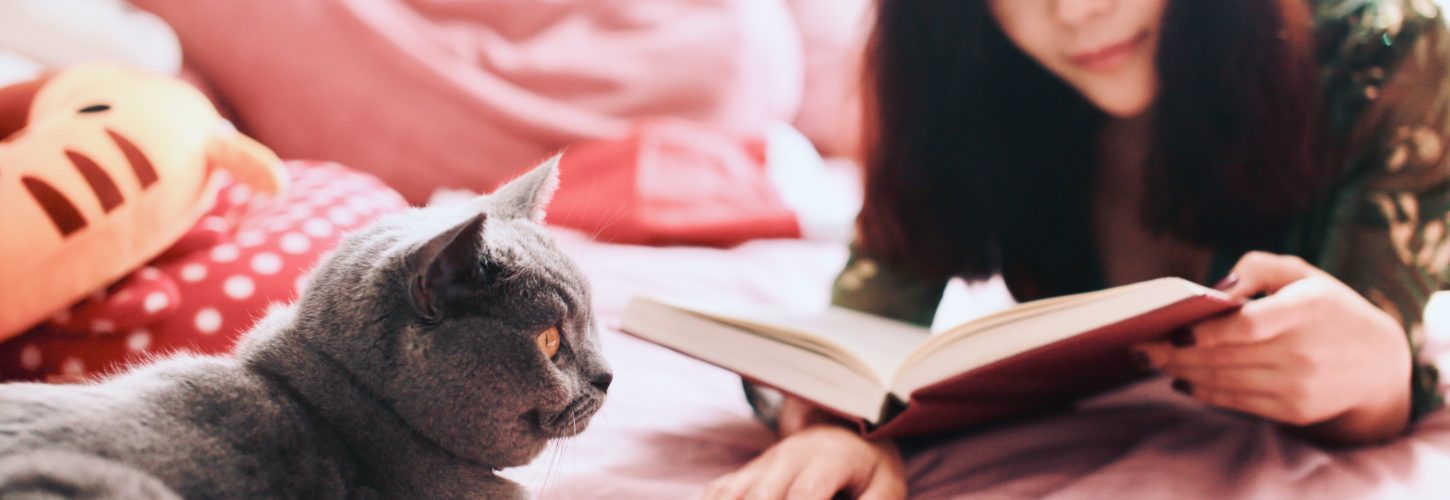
top-left (129, 0), bottom-right (804, 202)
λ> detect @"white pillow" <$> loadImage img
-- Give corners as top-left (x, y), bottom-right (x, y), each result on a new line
top-left (0, 0), bottom-right (180, 76)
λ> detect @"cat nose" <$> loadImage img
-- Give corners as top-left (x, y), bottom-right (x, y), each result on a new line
top-left (590, 372), bottom-right (613, 393)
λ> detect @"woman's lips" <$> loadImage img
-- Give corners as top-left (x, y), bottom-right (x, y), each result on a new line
top-left (1069, 31), bottom-right (1148, 72)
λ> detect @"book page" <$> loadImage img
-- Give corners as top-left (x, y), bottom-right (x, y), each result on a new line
top-left (675, 302), bottom-right (931, 385)
top-left (907, 279), bottom-right (1191, 360)
top-left (621, 298), bottom-right (897, 422)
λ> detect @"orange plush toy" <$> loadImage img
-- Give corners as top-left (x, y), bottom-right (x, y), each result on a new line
top-left (0, 64), bottom-right (286, 341)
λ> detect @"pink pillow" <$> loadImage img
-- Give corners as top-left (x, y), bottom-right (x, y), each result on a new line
top-left (0, 161), bottom-right (407, 382)
top-left (129, 0), bottom-right (804, 202)
top-left (785, 0), bottom-right (871, 157)
top-left (550, 119), bottom-right (800, 247)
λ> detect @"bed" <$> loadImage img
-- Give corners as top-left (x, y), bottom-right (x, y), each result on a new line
top-left (16, 1), bottom-right (1450, 495)
top-left (500, 229), bottom-right (1450, 498)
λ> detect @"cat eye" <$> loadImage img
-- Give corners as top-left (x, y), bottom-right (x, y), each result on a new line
top-left (536, 326), bottom-right (561, 359)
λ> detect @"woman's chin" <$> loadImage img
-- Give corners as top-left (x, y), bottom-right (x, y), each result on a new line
top-left (1091, 92), bottom-right (1156, 119)
top-left (1076, 76), bottom-right (1158, 119)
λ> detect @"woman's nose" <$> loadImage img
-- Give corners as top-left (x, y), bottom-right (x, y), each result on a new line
top-left (1054, 0), bottom-right (1113, 27)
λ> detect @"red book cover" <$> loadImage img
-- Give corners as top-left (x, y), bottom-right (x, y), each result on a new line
top-left (621, 284), bottom-right (1242, 438)
top-left (866, 293), bottom-right (1239, 438)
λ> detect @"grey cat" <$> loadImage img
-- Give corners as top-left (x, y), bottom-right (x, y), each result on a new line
top-left (0, 156), bottom-right (612, 499)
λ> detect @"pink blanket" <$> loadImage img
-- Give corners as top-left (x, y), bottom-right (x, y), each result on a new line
top-left (503, 230), bottom-right (1450, 498)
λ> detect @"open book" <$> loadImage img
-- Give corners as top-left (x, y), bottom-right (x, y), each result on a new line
top-left (620, 277), bottom-right (1242, 438)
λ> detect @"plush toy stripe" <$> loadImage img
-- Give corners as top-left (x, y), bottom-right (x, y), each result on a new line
top-left (64, 150), bottom-right (123, 213)
top-left (107, 129), bottom-right (158, 188)
top-left (21, 176), bottom-right (86, 236)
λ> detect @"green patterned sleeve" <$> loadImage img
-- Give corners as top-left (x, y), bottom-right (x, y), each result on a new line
top-left (829, 245), bottom-right (950, 328)
top-left (1312, 0), bottom-right (1450, 419)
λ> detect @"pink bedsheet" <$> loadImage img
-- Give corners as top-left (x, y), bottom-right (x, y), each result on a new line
top-left (502, 229), bottom-right (1450, 498)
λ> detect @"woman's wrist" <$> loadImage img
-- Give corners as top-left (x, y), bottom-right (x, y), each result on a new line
top-left (1303, 379), bottom-right (1412, 445)
top-left (1304, 310), bottom-right (1416, 445)
top-left (777, 396), bottom-right (856, 436)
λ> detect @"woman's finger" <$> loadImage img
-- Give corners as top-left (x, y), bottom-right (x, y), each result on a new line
top-left (1159, 364), bottom-right (1282, 396)
top-left (786, 454), bottom-right (853, 500)
top-left (1217, 251), bottom-right (1320, 299)
top-left (1189, 386), bottom-right (1293, 422)
top-left (1134, 340), bottom-right (1281, 369)
top-left (744, 451), bottom-right (799, 500)
top-left (706, 453), bottom-right (771, 500)
top-left (857, 462), bottom-right (909, 500)
top-left (1188, 311), bottom-right (1278, 347)
top-left (1188, 294), bottom-right (1312, 347)
top-left (702, 472), bottom-right (743, 500)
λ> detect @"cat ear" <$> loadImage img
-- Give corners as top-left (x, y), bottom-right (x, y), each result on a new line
top-left (408, 212), bottom-right (486, 323)
top-left (487, 154), bottom-right (561, 222)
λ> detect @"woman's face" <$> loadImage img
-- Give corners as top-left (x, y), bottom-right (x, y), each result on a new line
top-left (987, 0), bottom-right (1169, 118)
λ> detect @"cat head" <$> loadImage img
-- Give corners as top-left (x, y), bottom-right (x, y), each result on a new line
top-left (289, 155), bottom-right (611, 468)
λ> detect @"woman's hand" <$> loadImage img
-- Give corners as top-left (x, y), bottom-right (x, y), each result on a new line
top-left (702, 397), bottom-right (906, 500)
top-left (1135, 251), bottom-right (1414, 445)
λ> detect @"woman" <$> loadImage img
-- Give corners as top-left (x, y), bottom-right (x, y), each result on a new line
top-left (706, 0), bottom-right (1450, 498)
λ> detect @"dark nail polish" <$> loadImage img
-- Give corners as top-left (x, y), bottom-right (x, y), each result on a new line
top-left (1131, 350), bottom-right (1152, 370)
top-left (1169, 328), bottom-right (1196, 348)
top-left (1171, 378), bottom-right (1193, 395)
top-left (1213, 273), bottom-right (1240, 291)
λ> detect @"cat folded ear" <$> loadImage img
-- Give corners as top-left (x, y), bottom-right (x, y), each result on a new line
top-left (407, 213), bottom-right (486, 323)
top-left (485, 154), bottom-right (561, 223)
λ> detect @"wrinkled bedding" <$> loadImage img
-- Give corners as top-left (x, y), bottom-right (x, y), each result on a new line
top-left (502, 229), bottom-right (1450, 499)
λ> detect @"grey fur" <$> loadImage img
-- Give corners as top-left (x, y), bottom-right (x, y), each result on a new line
top-left (0, 158), bottom-right (611, 499)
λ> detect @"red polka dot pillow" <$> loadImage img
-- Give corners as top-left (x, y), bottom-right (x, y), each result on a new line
top-left (0, 160), bottom-right (407, 382)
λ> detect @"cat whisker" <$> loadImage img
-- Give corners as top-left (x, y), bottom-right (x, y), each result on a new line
top-left (568, 412), bottom-right (580, 476)
top-left (540, 432), bottom-right (566, 499)
top-left (588, 206), bottom-right (630, 244)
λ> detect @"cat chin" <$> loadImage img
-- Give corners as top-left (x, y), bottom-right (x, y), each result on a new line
top-left (489, 440), bottom-right (551, 469)
top-left (527, 395), bottom-right (604, 440)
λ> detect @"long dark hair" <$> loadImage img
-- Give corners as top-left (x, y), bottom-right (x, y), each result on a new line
top-left (857, 0), bottom-right (1324, 294)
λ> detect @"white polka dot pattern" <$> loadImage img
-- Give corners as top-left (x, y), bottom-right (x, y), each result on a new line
top-left (181, 263), bottom-right (208, 283)
top-left (280, 233), bottom-right (311, 254)
top-left (303, 219), bottom-right (334, 238)
top-left (195, 308), bottom-right (223, 334)
top-left (228, 185), bottom-right (253, 205)
top-left (211, 244), bottom-right (241, 262)
top-left (237, 230), bottom-right (267, 248)
top-left (20, 345), bottom-right (41, 371)
top-left (144, 292), bottom-right (170, 313)
top-left (286, 204), bottom-right (314, 221)
top-left (200, 216), bottom-right (230, 233)
top-left (327, 206), bottom-right (358, 226)
top-left (61, 357), bottom-right (84, 376)
top-left (252, 253), bottom-right (284, 275)
top-left (127, 330), bottom-right (152, 353)
top-left (224, 276), bottom-right (255, 300)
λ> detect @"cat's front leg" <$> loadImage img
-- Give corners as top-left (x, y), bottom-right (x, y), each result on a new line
top-left (0, 451), bottom-right (181, 500)
top-left (379, 463), bottom-right (527, 498)
top-left (385, 470), bottom-right (527, 500)
top-left (469, 475), bottom-right (529, 500)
